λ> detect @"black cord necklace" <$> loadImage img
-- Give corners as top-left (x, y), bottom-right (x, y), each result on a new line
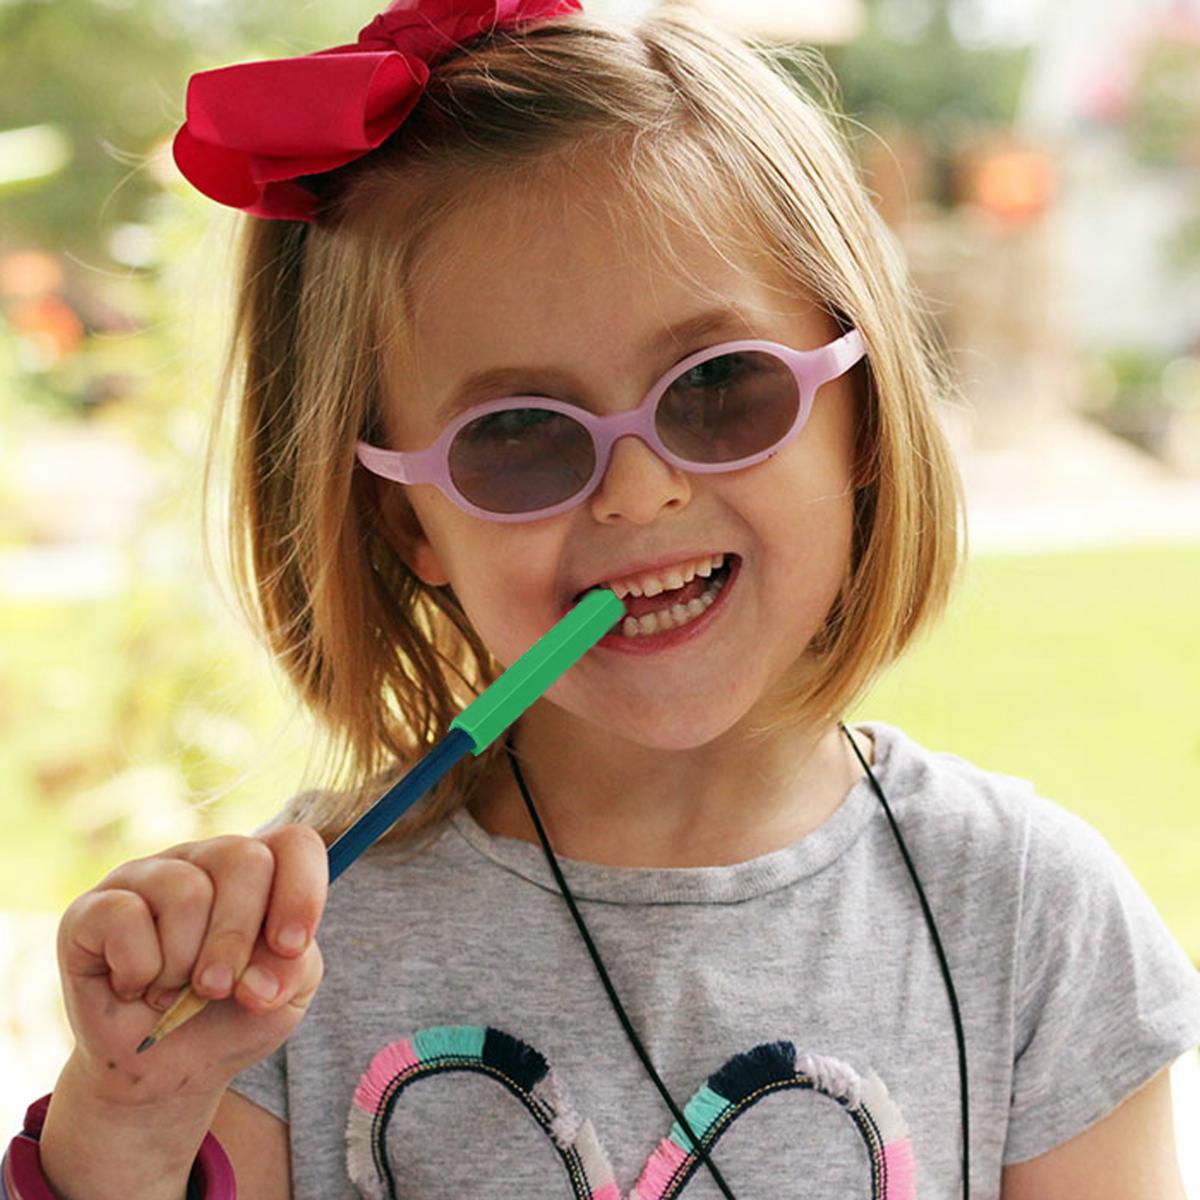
top-left (503, 721), bottom-right (969, 1199)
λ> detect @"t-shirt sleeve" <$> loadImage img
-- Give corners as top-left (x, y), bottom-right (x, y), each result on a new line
top-left (228, 1040), bottom-right (289, 1124)
top-left (1003, 795), bottom-right (1200, 1164)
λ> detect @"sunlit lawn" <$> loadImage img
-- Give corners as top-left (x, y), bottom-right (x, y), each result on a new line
top-left (850, 541), bottom-right (1200, 962)
top-left (3, 543), bottom-right (1198, 962)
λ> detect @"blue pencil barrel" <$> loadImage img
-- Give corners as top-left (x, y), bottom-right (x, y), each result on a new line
top-left (326, 725), bottom-right (476, 882)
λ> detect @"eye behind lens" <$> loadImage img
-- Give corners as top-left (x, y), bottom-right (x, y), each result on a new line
top-left (658, 350), bottom-right (799, 465)
top-left (449, 409), bottom-right (596, 514)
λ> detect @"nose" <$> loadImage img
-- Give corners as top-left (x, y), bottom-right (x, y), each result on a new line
top-left (587, 432), bottom-right (691, 524)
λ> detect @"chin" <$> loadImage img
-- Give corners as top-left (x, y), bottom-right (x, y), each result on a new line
top-left (603, 704), bottom-right (751, 753)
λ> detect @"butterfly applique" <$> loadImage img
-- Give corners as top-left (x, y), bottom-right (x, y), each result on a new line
top-left (346, 1025), bottom-right (915, 1199)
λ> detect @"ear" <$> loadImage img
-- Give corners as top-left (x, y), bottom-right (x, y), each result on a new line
top-left (365, 477), bottom-right (451, 587)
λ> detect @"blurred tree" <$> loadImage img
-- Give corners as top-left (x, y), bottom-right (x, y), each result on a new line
top-left (0, 0), bottom-right (379, 268)
top-left (1125, 25), bottom-right (1200, 274)
top-left (1125, 29), bottom-right (1200, 171)
top-left (822, 0), bottom-right (1031, 206)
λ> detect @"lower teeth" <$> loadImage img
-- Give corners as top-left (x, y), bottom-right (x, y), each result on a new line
top-left (616, 568), bottom-right (729, 638)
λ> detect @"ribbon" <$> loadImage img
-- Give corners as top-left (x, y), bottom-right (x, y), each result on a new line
top-left (172, 0), bottom-right (582, 221)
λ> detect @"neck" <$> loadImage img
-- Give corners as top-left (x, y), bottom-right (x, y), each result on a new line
top-left (468, 714), bottom-right (875, 869)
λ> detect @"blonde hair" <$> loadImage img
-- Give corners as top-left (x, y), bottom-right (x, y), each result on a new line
top-left (202, 4), bottom-right (968, 847)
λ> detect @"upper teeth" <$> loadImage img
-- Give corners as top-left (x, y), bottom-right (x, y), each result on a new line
top-left (603, 553), bottom-right (726, 600)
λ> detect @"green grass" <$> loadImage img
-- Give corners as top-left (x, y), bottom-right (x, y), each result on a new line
top-left (848, 542), bottom-right (1200, 962)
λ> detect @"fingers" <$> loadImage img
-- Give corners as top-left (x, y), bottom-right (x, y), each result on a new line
top-left (178, 836), bottom-right (277, 1001)
top-left (225, 825), bottom-right (329, 1013)
top-left (90, 856), bottom-right (215, 997)
top-left (59, 888), bottom-right (165, 1002)
top-left (62, 826), bottom-right (329, 1017)
top-left (180, 827), bottom-right (328, 1009)
top-left (231, 930), bottom-right (325, 1021)
top-left (258, 824), bottom-right (329, 963)
top-left (192, 825), bottom-right (329, 1013)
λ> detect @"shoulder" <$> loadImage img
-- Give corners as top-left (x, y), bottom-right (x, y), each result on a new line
top-left (859, 720), bottom-right (1163, 964)
top-left (867, 721), bottom-right (1200, 1165)
top-left (863, 719), bottom-right (1102, 882)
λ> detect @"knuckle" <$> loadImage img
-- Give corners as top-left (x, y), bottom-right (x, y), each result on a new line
top-left (235, 836), bottom-right (277, 874)
top-left (102, 888), bottom-right (150, 923)
top-left (161, 860), bottom-right (215, 909)
top-left (95, 853), bottom-right (152, 887)
top-left (60, 890), bottom-right (96, 930)
top-left (292, 823), bottom-right (328, 856)
top-left (206, 927), bottom-right (254, 960)
top-left (202, 834), bottom-right (243, 855)
top-left (269, 825), bottom-right (328, 882)
top-left (205, 833), bottom-right (273, 866)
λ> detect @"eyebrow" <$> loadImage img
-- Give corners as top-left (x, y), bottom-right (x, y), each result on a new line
top-left (434, 306), bottom-right (754, 424)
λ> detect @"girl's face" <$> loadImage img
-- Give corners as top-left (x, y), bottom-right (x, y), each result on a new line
top-left (375, 173), bottom-right (863, 753)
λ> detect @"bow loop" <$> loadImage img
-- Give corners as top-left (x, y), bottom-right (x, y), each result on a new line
top-left (173, 0), bottom-right (582, 221)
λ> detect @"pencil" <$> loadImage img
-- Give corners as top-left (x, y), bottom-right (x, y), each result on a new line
top-left (136, 588), bottom-right (625, 1054)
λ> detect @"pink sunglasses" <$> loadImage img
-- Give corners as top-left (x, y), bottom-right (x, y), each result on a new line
top-left (356, 329), bottom-right (866, 523)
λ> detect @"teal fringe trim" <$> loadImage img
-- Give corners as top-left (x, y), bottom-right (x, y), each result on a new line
top-left (668, 1084), bottom-right (732, 1153)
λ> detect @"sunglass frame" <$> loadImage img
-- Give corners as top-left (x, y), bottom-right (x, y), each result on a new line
top-left (356, 329), bottom-right (866, 523)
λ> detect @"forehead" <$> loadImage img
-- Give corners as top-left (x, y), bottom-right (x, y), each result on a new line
top-left (393, 163), bottom-right (811, 392)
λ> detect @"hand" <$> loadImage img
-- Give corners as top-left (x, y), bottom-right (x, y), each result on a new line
top-left (55, 824), bottom-right (328, 1109)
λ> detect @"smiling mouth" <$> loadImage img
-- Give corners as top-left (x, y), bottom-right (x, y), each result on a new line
top-left (572, 554), bottom-right (738, 613)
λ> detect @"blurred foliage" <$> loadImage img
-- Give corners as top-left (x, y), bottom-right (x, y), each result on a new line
top-left (1123, 30), bottom-right (1200, 276)
top-left (0, 589), bottom-right (314, 908)
top-left (823, 0), bottom-right (1031, 206)
top-left (0, 0), bottom-right (381, 267)
top-left (0, 0), bottom-right (350, 902)
top-left (1166, 205), bottom-right (1200, 272)
top-left (1125, 34), bottom-right (1200, 171)
top-left (1101, 348), bottom-right (1170, 405)
top-left (1077, 346), bottom-right (1200, 458)
top-left (0, 0), bottom-right (1036, 265)
top-left (0, 200), bottom-right (323, 907)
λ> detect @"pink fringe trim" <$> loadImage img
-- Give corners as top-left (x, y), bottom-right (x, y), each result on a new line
top-left (353, 1038), bottom-right (420, 1113)
top-left (882, 1137), bottom-right (916, 1200)
top-left (589, 1183), bottom-right (621, 1200)
top-left (632, 1137), bottom-right (689, 1200)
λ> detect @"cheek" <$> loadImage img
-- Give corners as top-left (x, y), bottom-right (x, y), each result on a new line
top-left (427, 521), bottom-right (564, 627)
top-left (719, 422), bottom-right (855, 532)
top-left (725, 445), bottom-right (855, 602)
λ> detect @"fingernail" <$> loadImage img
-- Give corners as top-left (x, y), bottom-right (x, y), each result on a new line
top-left (149, 987), bottom-right (183, 1012)
top-left (198, 963), bottom-right (233, 996)
top-left (277, 924), bottom-right (307, 952)
top-left (241, 965), bottom-right (279, 1002)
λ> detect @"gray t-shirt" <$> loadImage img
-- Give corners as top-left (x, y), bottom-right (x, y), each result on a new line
top-left (230, 720), bottom-right (1200, 1198)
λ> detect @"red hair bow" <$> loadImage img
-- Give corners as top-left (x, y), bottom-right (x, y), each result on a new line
top-left (172, 0), bottom-right (582, 222)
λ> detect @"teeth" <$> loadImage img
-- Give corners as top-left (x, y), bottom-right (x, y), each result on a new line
top-left (608, 553), bottom-right (726, 600)
top-left (617, 567), bottom-right (729, 638)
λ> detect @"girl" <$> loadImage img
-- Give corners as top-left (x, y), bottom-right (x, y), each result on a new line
top-left (10, 1), bottom-right (1199, 1197)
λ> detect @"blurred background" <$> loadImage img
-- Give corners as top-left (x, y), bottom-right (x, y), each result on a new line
top-left (2, 0), bottom-right (1198, 1181)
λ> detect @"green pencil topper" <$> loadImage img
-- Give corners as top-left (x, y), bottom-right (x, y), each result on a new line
top-left (137, 586), bottom-right (626, 1054)
top-left (450, 586), bottom-right (626, 753)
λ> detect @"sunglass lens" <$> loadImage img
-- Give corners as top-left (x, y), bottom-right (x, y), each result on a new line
top-left (656, 350), bottom-right (798, 463)
top-left (449, 407), bottom-right (595, 513)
